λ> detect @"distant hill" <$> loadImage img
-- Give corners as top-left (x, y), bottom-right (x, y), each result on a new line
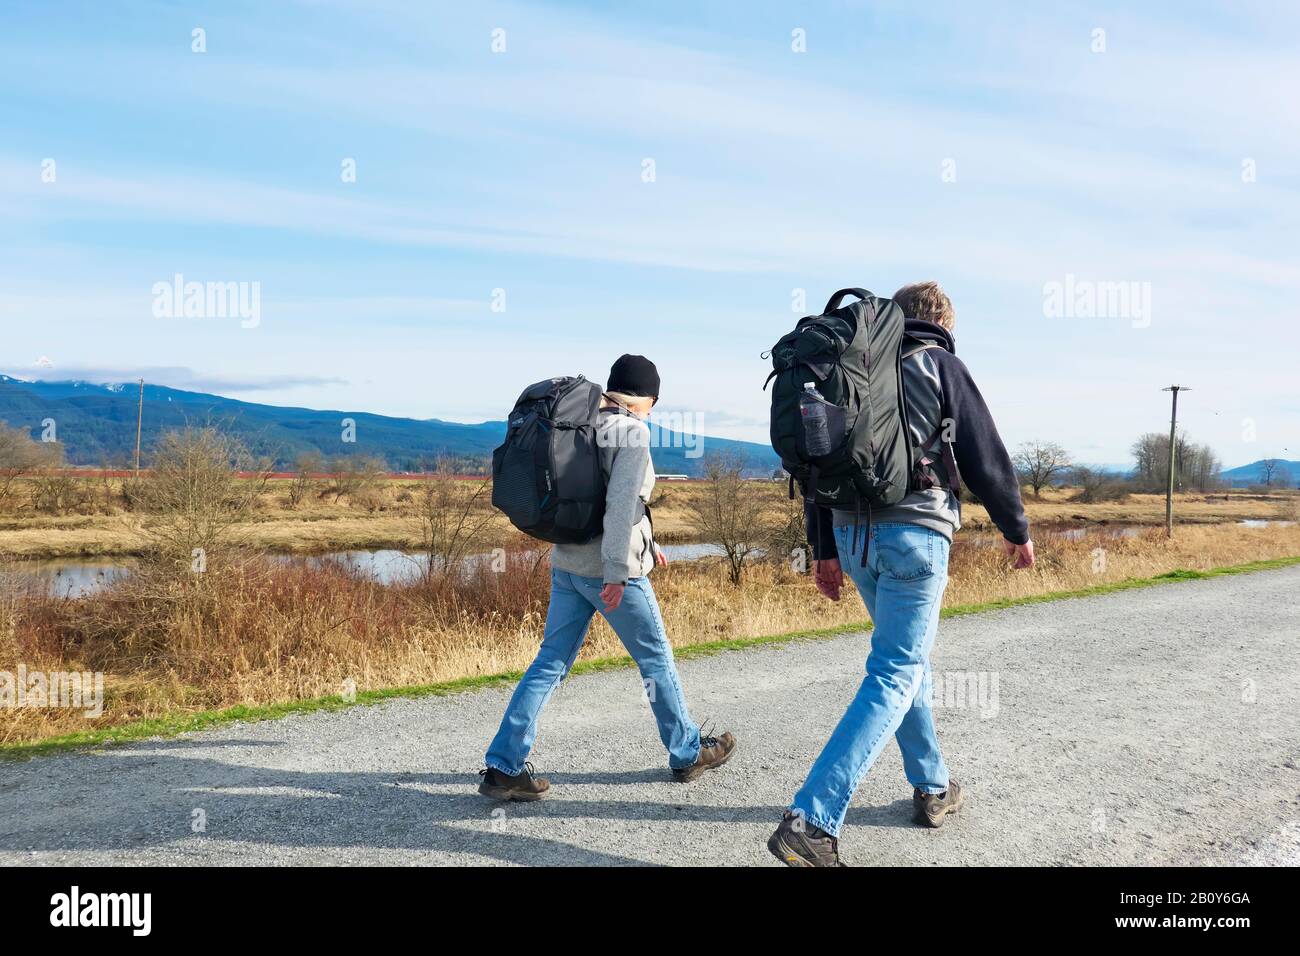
top-left (1220, 458), bottom-right (1300, 488)
top-left (0, 376), bottom-right (779, 475)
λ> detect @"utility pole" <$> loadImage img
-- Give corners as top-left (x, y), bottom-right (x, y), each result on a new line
top-left (133, 378), bottom-right (144, 479)
top-left (1162, 385), bottom-right (1190, 537)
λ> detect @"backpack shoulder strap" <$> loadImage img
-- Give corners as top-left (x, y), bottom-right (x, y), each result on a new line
top-left (600, 393), bottom-right (643, 420)
top-left (902, 340), bottom-right (943, 360)
top-left (901, 341), bottom-right (961, 493)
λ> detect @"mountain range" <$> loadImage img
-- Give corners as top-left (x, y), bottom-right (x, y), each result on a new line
top-left (1220, 458), bottom-right (1300, 487)
top-left (0, 375), bottom-right (780, 475)
top-left (3, 376), bottom-right (1290, 484)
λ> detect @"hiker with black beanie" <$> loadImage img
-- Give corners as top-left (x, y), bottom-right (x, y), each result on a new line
top-left (479, 355), bottom-right (736, 801)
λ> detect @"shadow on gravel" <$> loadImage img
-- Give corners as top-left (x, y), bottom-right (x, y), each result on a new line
top-left (0, 751), bottom-right (683, 865)
top-left (1, 745), bottom-right (925, 864)
top-left (844, 799), bottom-right (923, 830)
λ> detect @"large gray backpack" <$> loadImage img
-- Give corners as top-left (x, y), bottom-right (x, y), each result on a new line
top-left (491, 375), bottom-right (606, 544)
top-left (767, 288), bottom-right (914, 515)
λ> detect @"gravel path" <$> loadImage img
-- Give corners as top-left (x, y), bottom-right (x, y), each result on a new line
top-left (2, 567), bottom-right (1298, 866)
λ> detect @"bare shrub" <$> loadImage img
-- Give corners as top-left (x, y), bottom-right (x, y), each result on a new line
top-left (764, 490), bottom-right (808, 576)
top-left (30, 473), bottom-right (92, 515)
top-left (287, 451), bottom-right (322, 508)
top-left (687, 453), bottom-right (768, 585)
top-left (1069, 467), bottom-right (1132, 503)
top-left (133, 426), bottom-right (261, 574)
top-left (325, 455), bottom-right (386, 504)
top-left (415, 458), bottom-right (495, 580)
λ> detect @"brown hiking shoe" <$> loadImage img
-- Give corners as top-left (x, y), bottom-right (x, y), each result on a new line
top-left (478, 763), bottom-right (550, 801)
top-left (671, 730), bottom-right (736, 782)
top-left (767, 811), bottom-right (845, 867)
top-left (913, 779), bottom-right (963, 828)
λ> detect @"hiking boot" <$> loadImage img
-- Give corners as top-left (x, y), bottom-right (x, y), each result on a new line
top-left (913, 779), bottom-right (963, 828)
top-left (478, 763), bottom-right (550, 801)
top-left (671, 730), bottom-right (736, 782)
top-left (767, 811), bottom-right (844, 867)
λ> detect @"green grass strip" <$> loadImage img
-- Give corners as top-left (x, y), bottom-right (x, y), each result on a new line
top-left (5, 554), bottom-right (1299, 761)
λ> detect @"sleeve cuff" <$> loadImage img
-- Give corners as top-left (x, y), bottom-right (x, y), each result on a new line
top-left (1003, 526), bottom-right (1030, 546)
top-left (603, 561), bottom-right (631, 585)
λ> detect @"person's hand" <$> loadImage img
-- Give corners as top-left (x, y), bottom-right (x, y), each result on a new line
top-left (1003, 538), bottom-right (1035, 569)
top-left (655, 545), bottom-right (668, 568)
top-left (600, 583), bottom-right (625, 613)
top-left (813, 558), bottom-right (843, 601)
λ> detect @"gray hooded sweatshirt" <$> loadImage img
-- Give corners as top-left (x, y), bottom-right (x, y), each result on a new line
top-left (550, 408), bottom-right (656, 584)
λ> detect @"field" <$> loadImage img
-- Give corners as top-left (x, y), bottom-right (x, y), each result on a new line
top-left (3, 471), bottom-right (1299, 748)
top-left (0, 475), bottom-right (1295, 559)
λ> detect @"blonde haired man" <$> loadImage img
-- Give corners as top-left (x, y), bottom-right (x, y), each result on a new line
top-left (769, 282), bottom-right (1033, 866)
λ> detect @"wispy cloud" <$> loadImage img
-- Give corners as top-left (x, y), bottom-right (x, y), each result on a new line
top-left (0, 0), bottom-right (1295, 464)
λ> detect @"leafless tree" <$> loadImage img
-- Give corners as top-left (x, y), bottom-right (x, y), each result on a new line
top-left (0, 422), bottom-right (61, 509)
top-left (1014, 440), bottom-right (1071, 497)
top-left (1131, 431), bottom-right (1222, 492)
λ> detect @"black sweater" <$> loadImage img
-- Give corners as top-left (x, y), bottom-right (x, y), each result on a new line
top-left (805, 319), bottom-right (1030, 558)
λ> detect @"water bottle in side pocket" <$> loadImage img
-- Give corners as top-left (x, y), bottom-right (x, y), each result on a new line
top-left (799, 382), bottom-right (833, 457)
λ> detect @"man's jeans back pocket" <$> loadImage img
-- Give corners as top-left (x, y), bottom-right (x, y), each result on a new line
top-left (874, 526), bottom-right (936, 580)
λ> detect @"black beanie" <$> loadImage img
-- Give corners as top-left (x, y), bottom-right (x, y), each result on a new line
top-left (606, 353), bottom-right (660, 400)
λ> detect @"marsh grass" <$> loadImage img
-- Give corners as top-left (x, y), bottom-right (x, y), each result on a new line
top-left (2, 478), bottom-right (1295, 558)
top-left (4, 521), bottom-right (1299, 746)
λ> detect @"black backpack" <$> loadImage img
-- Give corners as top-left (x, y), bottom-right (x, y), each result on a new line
top-left (767, 288), bottom-right (914, 513)
top-left (491, 375), bottom-right (606, 544)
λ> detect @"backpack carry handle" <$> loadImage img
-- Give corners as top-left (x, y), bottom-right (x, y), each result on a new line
top-left (823, 287), bottom-right (874, 313)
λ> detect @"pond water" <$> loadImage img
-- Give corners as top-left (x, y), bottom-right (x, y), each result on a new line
top-left (0, 557), bottom-right (135, 599)
top-left (269, 541), bottom-right (731, 586)
top-left (0, 542), bottom-right (731, 597)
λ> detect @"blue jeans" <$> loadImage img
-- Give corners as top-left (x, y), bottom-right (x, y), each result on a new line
top-left (790, 523), bottom-right (951, 836)
top-left (485, 569), bottom-right (702, 774)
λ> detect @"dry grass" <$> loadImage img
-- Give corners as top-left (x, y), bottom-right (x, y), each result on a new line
top-left (0, 477), bottom-right (1293, 558)
top-left (4, 520), bottom-right (1299, 746)
top-left (969, 486), bottom-right (1296, 529)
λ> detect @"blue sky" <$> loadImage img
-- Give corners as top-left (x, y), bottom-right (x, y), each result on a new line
top-left (1, 0), bottom-right (1296, 467)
